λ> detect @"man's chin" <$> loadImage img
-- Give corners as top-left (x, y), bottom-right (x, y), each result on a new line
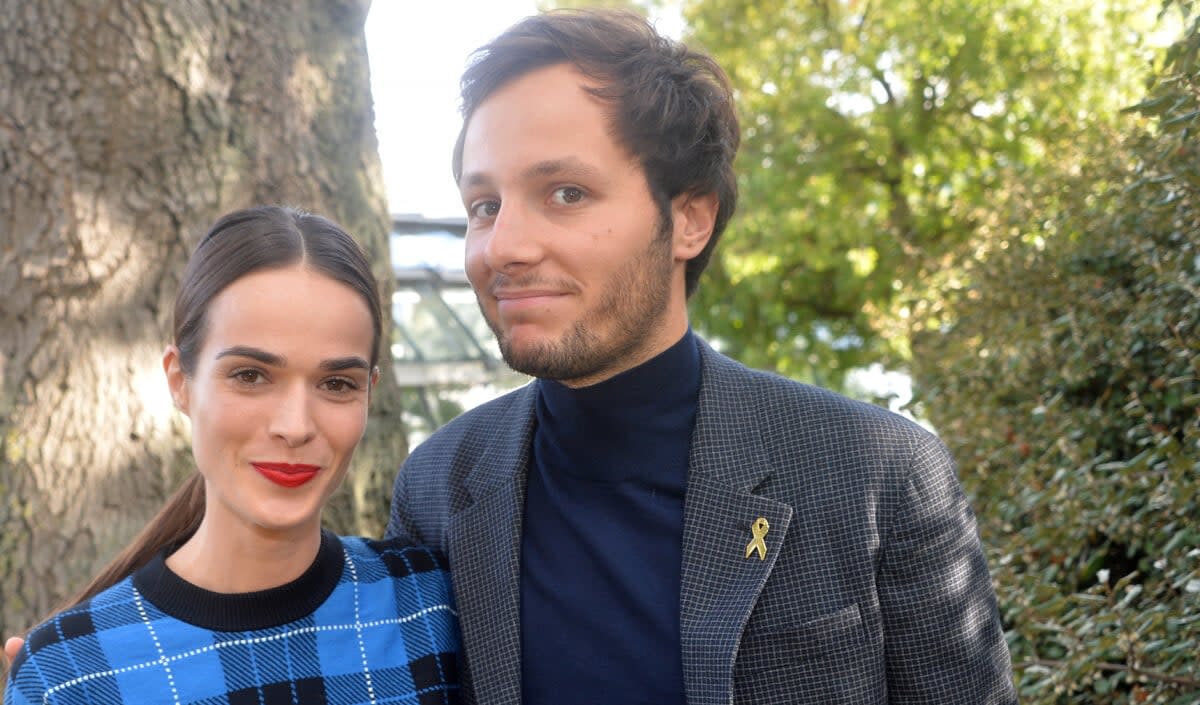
top-left (499, 340), bottom-right (555, 377)
top-left (499, 336), bottom-right (593, 381)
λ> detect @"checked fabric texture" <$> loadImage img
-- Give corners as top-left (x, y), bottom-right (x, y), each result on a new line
top-left (5, 533), bottom-right (460, 705)
top-left (388, 335), bottom-right (1017, 705)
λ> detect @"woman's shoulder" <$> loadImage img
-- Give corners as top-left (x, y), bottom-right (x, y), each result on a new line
top-left (6, 579), bottom-right (139, 700)
top-left (315, 538), bottom-right (461, 702)
top-left (319, 535), bottom-right (458, 637)
top-left (334, 534), bottom-right (450, 580)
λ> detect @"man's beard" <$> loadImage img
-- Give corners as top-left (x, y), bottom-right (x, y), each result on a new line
top-left (483, 219), bottom-right (675, 385)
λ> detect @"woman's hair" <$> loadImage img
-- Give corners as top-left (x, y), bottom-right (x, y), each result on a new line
top-left (58, 205), bottom-right (383, 611)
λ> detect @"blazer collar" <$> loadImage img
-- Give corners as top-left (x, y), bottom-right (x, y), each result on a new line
top-left (690, 338), bottom-right (778, 491)
top-left (681, 339), bottom-right (794, 705)
top-left (449, 383), bottom-right (537, 705)
top-left (461, 382), bottom-right (538, 504)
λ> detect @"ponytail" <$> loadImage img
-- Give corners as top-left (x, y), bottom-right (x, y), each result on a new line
top-left (57, 473), bottom-right (205, 612)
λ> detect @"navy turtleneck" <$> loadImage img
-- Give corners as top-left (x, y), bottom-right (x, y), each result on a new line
top-left (520, 329), bottom-right (699, 705)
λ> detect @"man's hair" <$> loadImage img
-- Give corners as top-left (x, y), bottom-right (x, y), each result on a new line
top-left (451, 8), bottom-right (740, 297)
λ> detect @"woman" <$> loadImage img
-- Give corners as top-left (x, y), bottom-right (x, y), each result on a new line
top-left (4, 206), bottom-right (460, 705)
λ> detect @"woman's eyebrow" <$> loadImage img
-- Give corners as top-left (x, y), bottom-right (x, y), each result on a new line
top-left (216, 346), bottom-right (285, 366)
top-left (320, 357), bottom-right (370, 372)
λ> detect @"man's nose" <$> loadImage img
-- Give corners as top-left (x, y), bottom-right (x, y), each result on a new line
top-left (482, 200), bottom-right (544, 274)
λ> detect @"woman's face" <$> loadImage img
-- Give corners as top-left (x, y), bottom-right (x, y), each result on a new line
top-left (164, 265), bottom-right (377, 540)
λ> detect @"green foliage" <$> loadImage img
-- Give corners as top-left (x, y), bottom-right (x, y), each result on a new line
top-left (684, 0), bottom-right (1162, 386)
top-left (912, 4), bottom-right (1200, 701)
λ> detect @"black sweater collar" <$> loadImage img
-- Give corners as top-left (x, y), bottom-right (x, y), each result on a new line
top-left (131, 530), bottom-right (344, 631)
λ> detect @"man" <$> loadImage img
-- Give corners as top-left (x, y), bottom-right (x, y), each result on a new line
top-left (387, 8), bottom-right (1016, 705)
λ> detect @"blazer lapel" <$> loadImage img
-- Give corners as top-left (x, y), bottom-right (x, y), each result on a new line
top-left (680, 343), bottom-right (794, 705)
top-left (447, 384), bottom-right (537, 705)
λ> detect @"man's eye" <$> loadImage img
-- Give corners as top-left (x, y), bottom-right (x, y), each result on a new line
top-left (551, 186), bottom-right (584, 205)
top-left (469, 200), bottom-right (500, 218)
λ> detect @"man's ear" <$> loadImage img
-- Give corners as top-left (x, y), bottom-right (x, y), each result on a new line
top-left (670, 191), bottom-right (719, 262)
top-left (162, 345), bottom-right (190, 416)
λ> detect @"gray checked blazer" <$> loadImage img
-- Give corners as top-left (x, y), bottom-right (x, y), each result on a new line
top-left (386, 338), bottom-right (1017, 705)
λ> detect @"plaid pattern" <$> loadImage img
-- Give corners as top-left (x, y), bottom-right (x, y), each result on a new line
top-left (388, 337), bottom-right (1016, 705)
top-left (6, 537), bottom-right (460, 705)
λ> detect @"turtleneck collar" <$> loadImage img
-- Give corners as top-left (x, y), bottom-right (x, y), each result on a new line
top-left (538, 328), bottom-right (699, 409)
top-left (534, 328), bottom-right (700, 483)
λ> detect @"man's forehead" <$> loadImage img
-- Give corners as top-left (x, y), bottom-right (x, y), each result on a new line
top-left (457, 66), bottom-right (620, 188)
top-left (453, 62), bottom-right (612, 182)
top-left (471, 61), bottom-right (599, 105)
top-left (471, 64), bottom-right (605, 121)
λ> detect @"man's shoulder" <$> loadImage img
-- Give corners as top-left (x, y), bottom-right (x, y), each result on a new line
top-left (698, 341), bottom-right (931, 443)
top-left (402, 381), bottom-right (535, 475)
top-left (388, 383), bottom-right (535, 541)
top-left (695, 343), bottom-right (956, 522)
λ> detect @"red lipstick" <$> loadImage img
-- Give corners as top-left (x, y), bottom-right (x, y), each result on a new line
top-left (252, 462), bottom-right (320, 488)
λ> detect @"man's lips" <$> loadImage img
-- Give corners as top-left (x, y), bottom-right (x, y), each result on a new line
top-left (251, 462), bottom-right (321, 488)
top-left (494, 289), bottom-right (567, 312)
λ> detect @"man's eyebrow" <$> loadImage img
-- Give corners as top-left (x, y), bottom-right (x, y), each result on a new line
top-left (216, 346), bottom-right (285, 366)
top-left (459, 158), bottom-right (604, 191)
top-left (523, 157), bottom-right (603, 182)
top-left (320, 357), bottom-right (371, 372)
top-left (459, 171), bottom-right (492, 191)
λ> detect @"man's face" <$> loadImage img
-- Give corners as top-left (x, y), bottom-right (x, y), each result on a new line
top-left (458, 63), bottom-right (689, 387)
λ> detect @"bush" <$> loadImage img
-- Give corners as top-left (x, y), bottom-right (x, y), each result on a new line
top-left (911, 6), bottom-right (1200, 703)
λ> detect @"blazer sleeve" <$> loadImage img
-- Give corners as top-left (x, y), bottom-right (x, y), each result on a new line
top-left (877, 432), bottom-right (1017, 704)
top-left (385, 455), bottom-right (420, 544)
top-left (384, 434), bottom-right (458, 552)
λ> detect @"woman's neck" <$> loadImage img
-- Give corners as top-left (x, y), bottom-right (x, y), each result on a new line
top-left (165, 519), bottom-right (322, 593)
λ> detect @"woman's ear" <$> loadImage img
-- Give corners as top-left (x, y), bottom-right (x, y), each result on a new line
top-left (670, 191), bottom-right (719, 262)
top-left (367, 366), bottom-right (381, 404)
top-left (162, 345), bottom-right (190, 416)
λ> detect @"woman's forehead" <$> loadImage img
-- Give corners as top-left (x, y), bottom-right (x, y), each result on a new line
top-left (201, 267), bottom-right (374, 361)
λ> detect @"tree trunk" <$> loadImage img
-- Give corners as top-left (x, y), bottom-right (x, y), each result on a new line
top-left (0, 0), bottom-right (405, 638)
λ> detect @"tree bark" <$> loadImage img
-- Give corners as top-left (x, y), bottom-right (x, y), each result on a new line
top-left (0, 0), bottom-right (405, 638)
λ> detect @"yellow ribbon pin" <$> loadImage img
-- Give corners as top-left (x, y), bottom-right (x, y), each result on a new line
top-left (745, 517), bottom-right (769, 560)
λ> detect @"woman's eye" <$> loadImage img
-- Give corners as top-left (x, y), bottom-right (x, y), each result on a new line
top-left (551, 186), bottom-right (585, 205)
top-left (233, 369), bottom-right (263, 385)
top-left (321, 378), bottom-right (358, 393)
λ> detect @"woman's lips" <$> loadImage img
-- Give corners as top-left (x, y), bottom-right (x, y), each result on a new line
top-left (251, 462), bottom-right (320, 488)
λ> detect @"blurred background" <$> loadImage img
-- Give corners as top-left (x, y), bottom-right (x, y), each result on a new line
top-left (1, 1), bottom-right (1196, 702)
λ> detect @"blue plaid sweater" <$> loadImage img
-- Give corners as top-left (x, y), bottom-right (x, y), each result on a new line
top-left (4, 532), bottom-right (460, 704)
